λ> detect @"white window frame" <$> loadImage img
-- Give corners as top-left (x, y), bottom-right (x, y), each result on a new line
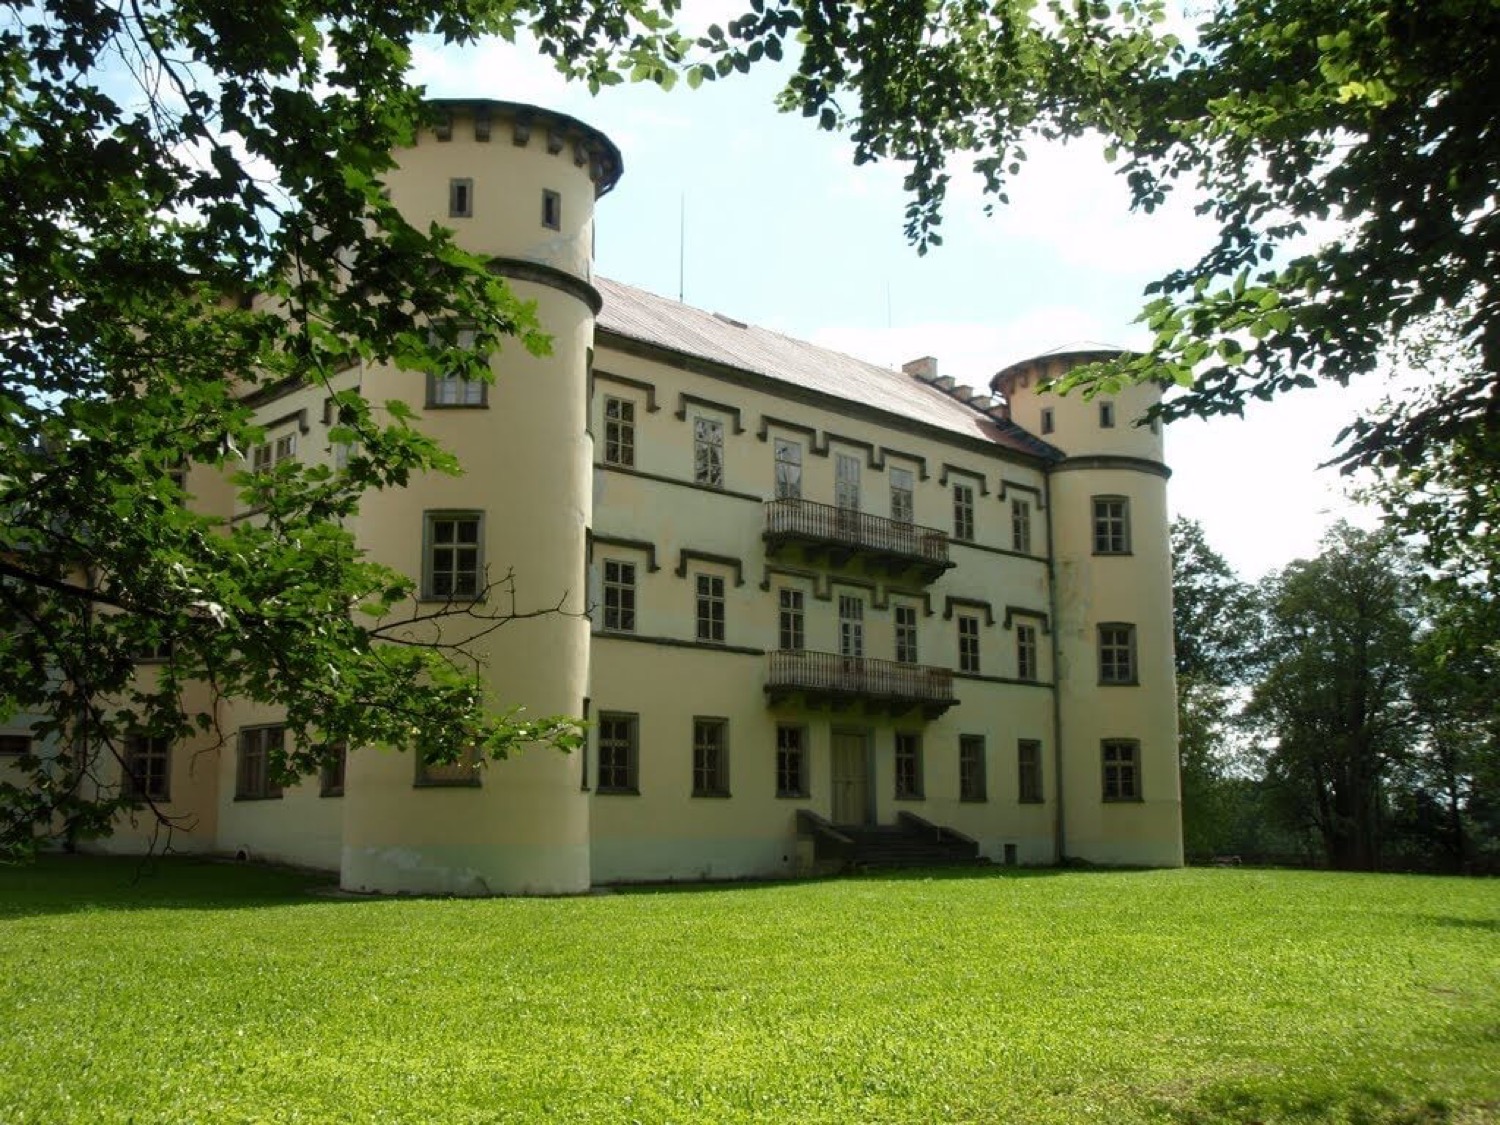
top-left (694, 416), bottom-right (725, 488)
top-left (953, 482), bottom-right (975, 542)
top-left (602, 559), bottom-right (637, 633)
top-left (236, 725), bottom-right (284, 801)
top-left (957, 614), bottom-right (981, 674)
top-left (603, 396), bottom-right (635, 467)
top-left (424, 512), bottom-right (484, 601)
top-left (778, 588), bottom-right (805, 651)
top-left (890, 466), bottom-right (914, 525)
top-left (838, 594), bottom-right (864, 659)
top-left (696, 573), bottom-right (725, 643)
top-left (775, 724), bottom-right (807, 798)
top-left (692, 717), bottom-right (729, 797)
top-left (894, 732), bottom-right (923, 800)
top-left (1092, 496), bottom-right (1131, 555)
top-left (1098, 623), bottom-right (1138, 685)
top-left (774, 438), bottom-right (802, 500)
top-left (1016, 623), bottom-right (1038, 682)
top-left (834, 452), bottom-right (861, 512)
top-left (1011, 498), bottom-right (1032, 554)
top-left (894, 604), bottom-right (919, 665)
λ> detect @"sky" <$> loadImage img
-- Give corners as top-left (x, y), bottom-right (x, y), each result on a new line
top-left (410, 24), bottom-right (1385, 581)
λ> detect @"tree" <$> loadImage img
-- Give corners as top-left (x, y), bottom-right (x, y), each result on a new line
top-left (1246, 524), bottom-right (1419, 870)
top-left (0, 0), bottom-right (690, 854)
top-left (1170, 518), bottom-right (1259, 859)
top-left (696, 0), bottom-right (1497, 477)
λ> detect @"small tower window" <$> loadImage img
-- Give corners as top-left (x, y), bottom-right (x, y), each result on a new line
top-left (542, 189), bottom-right (562, 230)
top-left (1099, 401), bottom-right (1115, 429)
top-left (1041, 407), bottom-right (1055, 435)
top-left (449, 178), bottom-right (473, 219)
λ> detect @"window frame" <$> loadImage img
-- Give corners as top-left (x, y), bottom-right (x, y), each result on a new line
top-left (415, 745), bottom-right (482, 788)
top-left (1018, 739), bottom-right (1044, 804)
top-left (596, 712), bottom-right (639, 794)
top-left (838, 594), bottom-right (865, 659)
top-left (952, 482), bottom-right (975, 542)
top-left (1016, 622), bottom-right (1038, 682)
top-left (541, 188), bottom-right (562, 230)
top-left (1092, 496), bottom-right (1132, 555)
top-left (775, 724), bottom-right (808, 798)
top-left (425, 328), bottom-right (487, 408)
top-left (1040, 407), bottom-right (1055, 435)
top-left (1102, 739), bottom-right (1142, 802)
top-left (603, 396), bottom-right (636, 468)
top-left (957, 614), bottom-right (981, 674)
top-left (423, 511), bottom-right (484, 602)
top-left (778, 587), bottom-right (805, 651)
top-left (894, 604), bottom-right (919, 665)
top-left (693, 415), bottom-right (725, 488)
top-left (1098, 623), bottom-right (1138, 685)
top-left (122, 734), bottom-right (171, 802)
top-left (1011, 498), bottom-right (1032, 555)
top-left (692, 717), bottom-right (730, 797)
top-left (959, 734), bottom-right (987, 802)
top-left (319, 743), bottom-right (347, 799)
top-left (894, 731), bottom-right (924, 800)
top-left (834, 451), bottom-right (861, 512)
top-left (602, 558), bottom-right (637, 633)
top-left (889, 466), bottom-right (915, 526)
top-left (235, 725), bottom-right (284, 801)
top-left (696, 573), bottom-right (726, 644)
top-left (1099, 400), bottom-right (1116, 429)
top-left (773, 438), bottom-right (802, 500)
top-left (448, 177), bottom-right (473, 218)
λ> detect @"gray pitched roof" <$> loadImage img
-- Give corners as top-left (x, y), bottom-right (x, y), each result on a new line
top-left (595, 277), bottom-right (1057, 461)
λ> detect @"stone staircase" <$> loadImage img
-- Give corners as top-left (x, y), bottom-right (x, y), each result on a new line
top-left (798, 810), bottom-right (986, 871)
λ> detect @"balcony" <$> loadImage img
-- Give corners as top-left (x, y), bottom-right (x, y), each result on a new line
top-left (763, 498), bottom-right (953, 582)
top-left (765, 650), bottom-right (958, 718)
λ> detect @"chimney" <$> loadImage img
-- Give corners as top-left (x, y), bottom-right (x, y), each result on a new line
top-left (902, 356), bottom-right (939, 382)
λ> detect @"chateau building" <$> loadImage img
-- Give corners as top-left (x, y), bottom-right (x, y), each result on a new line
top-left (0, 99), bottom-right (1183, 893)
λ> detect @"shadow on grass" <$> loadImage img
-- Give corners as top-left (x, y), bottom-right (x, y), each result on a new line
top-left (1157, 1079), bottom-right (1477, 1125)
top-left (0, 853), bottom-right (336, 918)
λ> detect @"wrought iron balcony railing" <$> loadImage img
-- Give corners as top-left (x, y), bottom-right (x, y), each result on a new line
top-left (763, 498), bottom-right (953, 580)
top-left (765, 649), bottom-right (957, 718)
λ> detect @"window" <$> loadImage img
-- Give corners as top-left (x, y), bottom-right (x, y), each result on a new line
top-left (236, 725), bottom-right (284, 801)
top-left (252, 432), bottom-right (296, 473)
top-left (1099, 400), bottom-right (1115, 428)
top-left (416, 745), bottom-right (482, 787)
top-left (424, 513), bottom-right (483, 600)
top-left (320, 744), bottom-right (347, 798)
top-left (1102, 739), bottom-right (1141, 801)
top-left (959, 735), bottom-right (987, 802)
top-left (778, 588), bottom-right (805, 651)
top-left (835, 452), bottom-right (861, 512)
top-left (1011, 498), bottom-right (1031, 554)
top-left (1016, 623), bottom-right (1038, 682)
top-left (894, 605), bottom-right (919, 664)
top-left (696, 574), bottom-right (725, 643)
top-left (692, 718), bottom-right (729, 797)
top-left (448, 177), bottom-right (473, 218)
top-left (597, 713), bottom-right (638, 793)
top-left (1092, 496), bottom-right (1131, 555)
top-left (1018, 739), bottom-right (1043, 804)
top-left (894, 732), bottom-right (923, 800)
top-left (776, 725), bottom-right (807, 798)
top-left (541, 188), bottom-right (561, 230)
top-left (694, 416), bottom-right (724, 487)
top-left (122, 735), bottom-right (170, 801)
top-left (957, 615), bottom-right (980, 674)
top-left (0, 734), bottom-right (29, 756)
top-left (890, 467), bottom-right (914, 525)
top-left (1041, 407), bottom-right (1055, 435)
top-left (427, 327), bottom-right (485, 407)
top-left (952, 482), bottom-right (975, 542)
top-left (838, 595), bottom-right (864, 659)
top-left (774, 438), bottom-right (802, 499)
top-left (603, 397), bottom-right (635, 467)
top-left (1098, 623), bottom-right (1138, 685)
top-left (602, 560), bottom-right (636, 633)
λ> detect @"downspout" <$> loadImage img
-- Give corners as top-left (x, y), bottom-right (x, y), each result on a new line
top-left (1043, 467), bottom-right (1066, 863)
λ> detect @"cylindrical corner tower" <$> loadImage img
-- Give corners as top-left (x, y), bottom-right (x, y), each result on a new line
top-left (341, 100), bottom-right (621, 894)
top-left (993, 346), bottom-right (1182, 867)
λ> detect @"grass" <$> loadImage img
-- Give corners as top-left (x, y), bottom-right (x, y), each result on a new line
top-left (0, 858), bottom-right (1496, 1124)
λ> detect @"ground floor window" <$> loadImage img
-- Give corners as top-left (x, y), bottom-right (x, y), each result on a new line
top-left (775, 724), bottom-right (807, 798)
top-left (598, 713), bottom-right (639, 793)
top-left (894, 732), bottom-right (923, 800)
top-left (236, 726), bottom-right (284, 800)
top-left (959, 734), bottom-right (987, 802)
top-left (693, 718), bottom-right (729, 797)
top-left (123, 735), bottom-right (170, 801)
top-left (1102, 739), bottom-right (1141, 801)
top-left (415, 745), bottom-right (481, 787)
top-left (1018, 739), bottom-right (1043, 804)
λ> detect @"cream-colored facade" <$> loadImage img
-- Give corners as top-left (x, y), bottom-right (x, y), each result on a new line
top-left (31, 98), bottom-right (1181, 892)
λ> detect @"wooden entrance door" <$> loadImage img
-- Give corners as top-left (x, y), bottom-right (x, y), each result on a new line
top-left (831, 731), bottom-right (870, 826)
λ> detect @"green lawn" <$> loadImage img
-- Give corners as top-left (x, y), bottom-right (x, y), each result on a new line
top-left (1, 858), bottom-right (1496, 1124)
